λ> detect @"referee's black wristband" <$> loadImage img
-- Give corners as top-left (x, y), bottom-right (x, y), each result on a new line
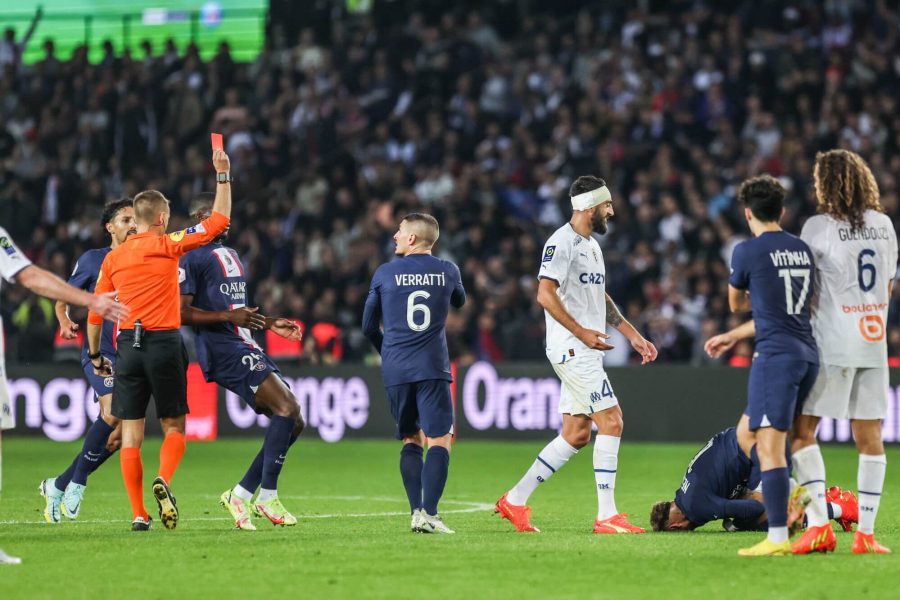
top-left (88, 351), bottom-right (102, 361)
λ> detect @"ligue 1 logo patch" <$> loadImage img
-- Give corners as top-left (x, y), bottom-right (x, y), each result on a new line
top-left (542, 246), bottom-right (556, 262)
top-left (0, 236), bottom-right (16, 256)
top-left (168, 230), bottom-right (186, 242)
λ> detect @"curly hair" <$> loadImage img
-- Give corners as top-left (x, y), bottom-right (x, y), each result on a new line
top-left (813, 149), bottom-right (883, 231)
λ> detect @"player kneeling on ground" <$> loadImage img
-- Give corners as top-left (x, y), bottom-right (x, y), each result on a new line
top-left (649, 423), bottom-right (857, 534)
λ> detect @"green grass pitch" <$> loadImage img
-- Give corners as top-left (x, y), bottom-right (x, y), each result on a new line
top-left (0, 437), bottom-right (897, 599)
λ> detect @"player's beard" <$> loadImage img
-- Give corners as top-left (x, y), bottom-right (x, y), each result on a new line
top-left (592, 211), bottom-right (608, 235)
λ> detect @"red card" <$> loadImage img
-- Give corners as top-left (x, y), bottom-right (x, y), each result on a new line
top-left (211, 133), bottom-right (224, 152)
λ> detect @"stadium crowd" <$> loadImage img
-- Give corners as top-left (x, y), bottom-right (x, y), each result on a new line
top-left (2, 0), bottom-right (900, 367)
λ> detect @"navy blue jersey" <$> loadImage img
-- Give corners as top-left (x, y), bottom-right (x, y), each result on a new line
top-left (674, 428), bottom-right (756, 527)
top-left (68, 247), bottom-right (116, 363)
top-left (729, 231), bottom-right (818, 362)
top-left (362, 254), bottom-right (465, 387)
top-left (180, 243), bottom-right (262, 377)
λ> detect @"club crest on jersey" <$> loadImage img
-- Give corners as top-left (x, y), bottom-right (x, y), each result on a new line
top-left (542, 246), bottom-right (556, 262)
top-left (104, 376), bottom-right (114, 388)
top-left (0, 237), bottom-right (16, 256)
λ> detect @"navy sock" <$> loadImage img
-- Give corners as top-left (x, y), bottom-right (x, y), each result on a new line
top-left (760, 467), bottom-right (790, 528)
top-left (239, 446), bottom-right (265, 493)
top-left (827, 502), bottom-right (834, 520)
top-left (422, 446), bottom-right (450, 516)
top-left (239, 429), bottom-right (301, 493)
top-left (260, 416), bottom-right (294, 490)
top-left (400, 444), bottom-right (424, 513)
top-left (55, 458), bottom-right (78, 493)
top-left (72, 419), bottom-right (116, 486)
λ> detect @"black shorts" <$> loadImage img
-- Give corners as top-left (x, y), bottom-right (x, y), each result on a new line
top-left (112, 329), bottom-right (190, 420)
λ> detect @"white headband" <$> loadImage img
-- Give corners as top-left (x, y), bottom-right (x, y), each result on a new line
top-left (571, 186), bottom-right (611, 211)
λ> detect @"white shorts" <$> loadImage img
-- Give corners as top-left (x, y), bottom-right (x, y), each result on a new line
top-left (802, 364), bottom-right (888, 420)
top-left (549, 350), bottom-right (618, 416)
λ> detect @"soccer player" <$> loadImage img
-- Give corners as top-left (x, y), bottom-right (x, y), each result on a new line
top-left (1, 225), bottom-right (126, 564)
top-left (179, 193), bottom-right (304, 530)
top-left (649, 424), bottom-right (857, 533)
top-left (86, 151), bottom-right (231, 531)
top-left (726, 174), bottom-right (819, 556)
top-left (40, 198), bottom-right (136, 523)
top-left (495, 176), bottom-right (657, 534)
top-left (362, 213), bottom-right (466, 534)
top-left (793, 150), bottom-right (898, 555)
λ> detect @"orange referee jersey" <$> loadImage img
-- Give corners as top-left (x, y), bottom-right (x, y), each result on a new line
top-left (88, 211), bottom-right (230, 331)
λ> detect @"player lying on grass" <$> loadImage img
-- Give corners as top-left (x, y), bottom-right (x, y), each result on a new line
top-left (180, 193), bottom-right (304, 530)
top-left (41, 198), bottom-right (136, 523)
top-left (649, 424), bottom-right (857, 533)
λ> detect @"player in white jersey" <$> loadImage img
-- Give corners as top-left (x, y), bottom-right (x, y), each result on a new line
top-left (495, 175), bottom-right (658, 534)
top-left (0, 226), bottom-right (127, 565)
top-left (790, 150), bottom-right (898, 555)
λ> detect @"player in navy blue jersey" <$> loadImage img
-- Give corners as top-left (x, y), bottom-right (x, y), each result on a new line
top-left (649, 425), bottom-right (855, 533)
top-left (727, 175), bottom-right (820, 556)
top-left (179, 193), bottom-right (304, 530)
top-left (362, 213), bottom-right (466, 534)
top-left (40, 198), bottom-right (136, 523)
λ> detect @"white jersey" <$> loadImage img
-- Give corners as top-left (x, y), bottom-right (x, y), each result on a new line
top-left (800, 210), bottom-right (898, 368)
top-left (538, 224), bottom-right (606, 359)
top-left (0, 226), bottom-right (32, 430)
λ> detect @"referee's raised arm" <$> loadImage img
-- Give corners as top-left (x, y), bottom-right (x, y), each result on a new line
top-left (81, 149), bottom-right (234, 532)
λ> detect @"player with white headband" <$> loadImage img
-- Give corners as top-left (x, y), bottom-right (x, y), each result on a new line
top-left (495, 175), bottom-right (658, 534)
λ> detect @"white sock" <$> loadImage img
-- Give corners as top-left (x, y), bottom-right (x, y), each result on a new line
top-left (507, 436), bottom-right (578, 505)
top-left (593, 435), bottom-right (620, 520)
top-left (857, 453), bottom-right (886, 535)
top-left (256, 488), bottom-right (277, 502)
top-left (792, 444), bottom-right (828, 527)
top-left (233, 484), bottom-right (254, 502)
top-left (768, 525), bottom-right (789, 544)
top-left (829, 502), bottom-right (842, 520)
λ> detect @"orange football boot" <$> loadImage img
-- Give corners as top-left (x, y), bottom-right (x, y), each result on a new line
top-left (852, 532), bottom-right (891, 554)
top-left (792, 523), bottom-right (837, 554)
top-left (826, 486), bottom-right (858, 532)
top-left (593, 513), bottom-right (646, 534)
top-left (495, 493), bottom-right (539, 532)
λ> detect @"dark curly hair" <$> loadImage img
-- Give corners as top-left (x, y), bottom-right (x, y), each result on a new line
top-left (814, 149), bottom-right (883, 232)
top-left (650, 500), bottom-right (673, 532)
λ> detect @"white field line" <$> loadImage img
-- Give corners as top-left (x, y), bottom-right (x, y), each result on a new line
top-left (0, 496), bottom-right (495, 525)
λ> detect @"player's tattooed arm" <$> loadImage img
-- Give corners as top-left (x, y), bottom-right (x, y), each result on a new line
top-left (605, 294), bottom-right (624, 326)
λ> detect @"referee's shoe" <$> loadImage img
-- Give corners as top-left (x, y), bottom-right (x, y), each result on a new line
top-left (152, 476), bottom-right (179, 530)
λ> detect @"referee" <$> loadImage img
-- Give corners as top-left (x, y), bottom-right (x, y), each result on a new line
top-left (87, 150), bottom-right (233, 531)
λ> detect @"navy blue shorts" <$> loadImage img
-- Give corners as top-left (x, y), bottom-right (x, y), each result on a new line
top-left (82, 358), bottom-right (115, 399)
top-left (385, 380), bottom-right (453, 440)
top-left (746, 355), bottom-right (818, 432)
top-left (206, 345), bottom-right (281, 414)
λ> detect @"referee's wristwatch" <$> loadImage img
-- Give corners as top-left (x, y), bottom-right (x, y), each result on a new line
top-left (216, 171), bottom-right (232, 184)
